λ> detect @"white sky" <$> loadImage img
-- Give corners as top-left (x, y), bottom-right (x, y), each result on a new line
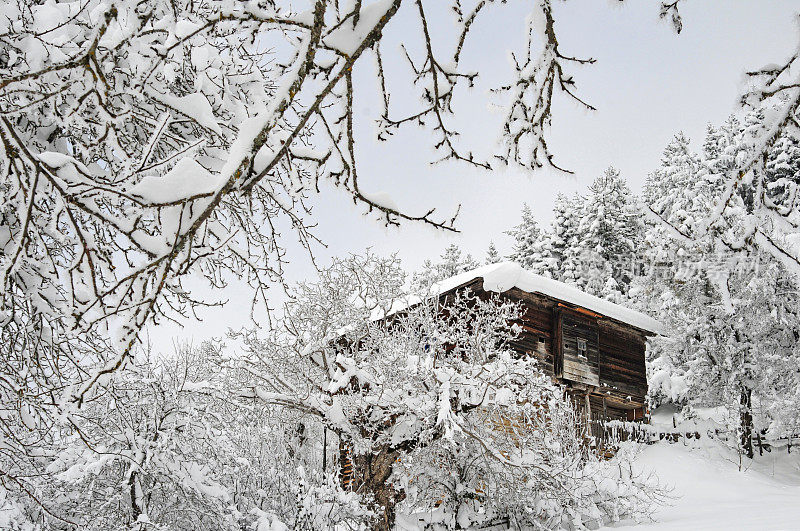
top-left (148, 0), bottom-right (799, 348)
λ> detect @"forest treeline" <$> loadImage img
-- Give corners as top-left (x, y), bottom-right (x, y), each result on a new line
top-left (448, 113), bottom-right (800, 458)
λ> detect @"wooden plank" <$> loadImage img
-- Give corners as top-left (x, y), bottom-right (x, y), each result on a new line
top-left (597, 319), bottom-right (647, 397)
top-left (554, 306), bottom-right (563, 378)
top-left (564, 368), bottom-right (600, 384)
top-left (563, 359), bottom-right (600, 386)
top-left (563, 361), bottom-right (597, 376)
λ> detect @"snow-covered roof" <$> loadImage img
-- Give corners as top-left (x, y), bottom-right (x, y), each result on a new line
top-left (429, 262), bottom-right (664, 334)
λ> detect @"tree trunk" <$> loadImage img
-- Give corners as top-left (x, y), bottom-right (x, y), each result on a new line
top-left (756, 430), bottom-right (763, 456)
top-left (740, 386), bottom-right (754, 460)
top-left (128, 469), bottom-right (142, 523)
top-left (341, 443), bottom-right (404, 530)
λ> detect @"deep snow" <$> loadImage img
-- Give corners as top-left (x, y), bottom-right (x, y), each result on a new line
top-left (609, 436), bottom-right (800, 530)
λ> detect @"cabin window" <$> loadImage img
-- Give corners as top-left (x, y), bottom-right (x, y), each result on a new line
top-left (576, 338), bottom-right (587, 359)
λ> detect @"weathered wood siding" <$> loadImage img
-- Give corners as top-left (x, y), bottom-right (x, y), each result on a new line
top-left (470, 285), bottom-right (557, 374)
top-left (597, 321), bottom-right (648, 407)
top-left (559, 309), bottom-right (600, 386)
top-left (508, 290), bottom-right (555, 374)
top-left (456, 280), bottom-right (648, 408)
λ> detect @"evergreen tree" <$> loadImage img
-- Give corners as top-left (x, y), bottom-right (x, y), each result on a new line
top-left (765, 132), bottom-right (800, 208)
top-left (506, 204), bottom-right (539, 266)
top-left (505, 204), bottom-right (550, 273)
top-left (600, 277), bottom-right (624, 304)
top-left (503, 175), bottom-right (640, 299)
top-left (415, 244), bottom-right (480, 286)
top-left (546, 193), bottom-right (584, 286)
top-left (579, 167), bottom-right (642, 297)
top-left (702, 123), bottom-right (725, 165)
top-left (643, 132), bottom-right (705, 236)
top-left (485, 241), bottom-right (501, 264)
top-left (439, 243), bottom-right (480, 277)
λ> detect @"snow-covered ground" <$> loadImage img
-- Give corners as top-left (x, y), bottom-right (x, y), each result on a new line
top-left (608, 411), bottom-right (800, 531)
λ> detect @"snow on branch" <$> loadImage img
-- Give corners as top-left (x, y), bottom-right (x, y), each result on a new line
top-left (0, 0), bottom-right (680, 485)
top-left (645, 26), bottom-right (800, 279)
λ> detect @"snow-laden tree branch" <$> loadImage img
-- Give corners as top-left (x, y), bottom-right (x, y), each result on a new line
top-left (646, 24), bottom-right (800, 279)
top-left (0, 0), bottom-right (604, 428)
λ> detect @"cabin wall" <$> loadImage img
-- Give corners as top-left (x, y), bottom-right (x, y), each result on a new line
top-left (468, 281), bottom-right (648, 408)
top-left (558, 309), bottom-right (600, 387)
top-left (474, 286), bottom-right (557, 375)
top-left (509, 295), bottom-right (555, 374)
top-left (597, 322), bottom-right (648, 407)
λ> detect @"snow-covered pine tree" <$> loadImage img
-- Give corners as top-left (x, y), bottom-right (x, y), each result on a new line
top-left (702, 124), bottom-right (725, 166)
top-left (546, 193), bottom-right (585, 286)
top-left (439, 243), bottom-right (479, 277)
top-left (644, 132), bottom-right (706, 236)
top-left (506, 203), bottom-right (538, 268)
top-left (765, 130), bottom-right (800, 210)
top-left (702, 119), bottom-right (742, 175)
top-left (485, 241), bottom-right (501, 264)
top-left (504, 203), bottom-right (551, 274)
top-left (502, 175), bottom-right (639, 300)
top-left (578, 167), bottom-right (642, 298)
top-left (415, 243), bottom-right (480, 286)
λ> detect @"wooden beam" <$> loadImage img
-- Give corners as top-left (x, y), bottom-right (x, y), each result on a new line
top-left (558, 302), bottom-right (603, 319)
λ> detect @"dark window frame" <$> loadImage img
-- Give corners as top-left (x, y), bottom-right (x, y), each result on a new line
top-left (576, 337), bottom-right (588, 359)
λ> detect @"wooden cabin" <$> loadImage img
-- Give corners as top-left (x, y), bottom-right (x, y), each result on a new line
top-left (338, 263), bottom-right (662, 518)
top-left (435, 263), bottom-right (662, 431)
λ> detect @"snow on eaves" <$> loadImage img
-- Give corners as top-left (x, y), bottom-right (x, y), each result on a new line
top-left (422, 262), bottom-right (664, 334)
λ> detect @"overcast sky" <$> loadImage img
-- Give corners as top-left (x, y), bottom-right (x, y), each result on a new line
top-left (148, 0), bottom-right (799, 348)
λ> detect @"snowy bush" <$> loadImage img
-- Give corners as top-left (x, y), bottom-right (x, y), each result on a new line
top-left (250, 468), bottom-right (375, 530)
top-left (393, 369), bottom-right (663, 530)
top-left (31, 343), bottom-right (239, 529)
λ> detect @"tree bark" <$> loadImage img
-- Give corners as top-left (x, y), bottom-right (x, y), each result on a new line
top-left (128, 469), bottom-right (142, 523)
top-left (342, 443), bottom-right (404, 530)
top-left (740, 386), bottom-right (754, 460)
